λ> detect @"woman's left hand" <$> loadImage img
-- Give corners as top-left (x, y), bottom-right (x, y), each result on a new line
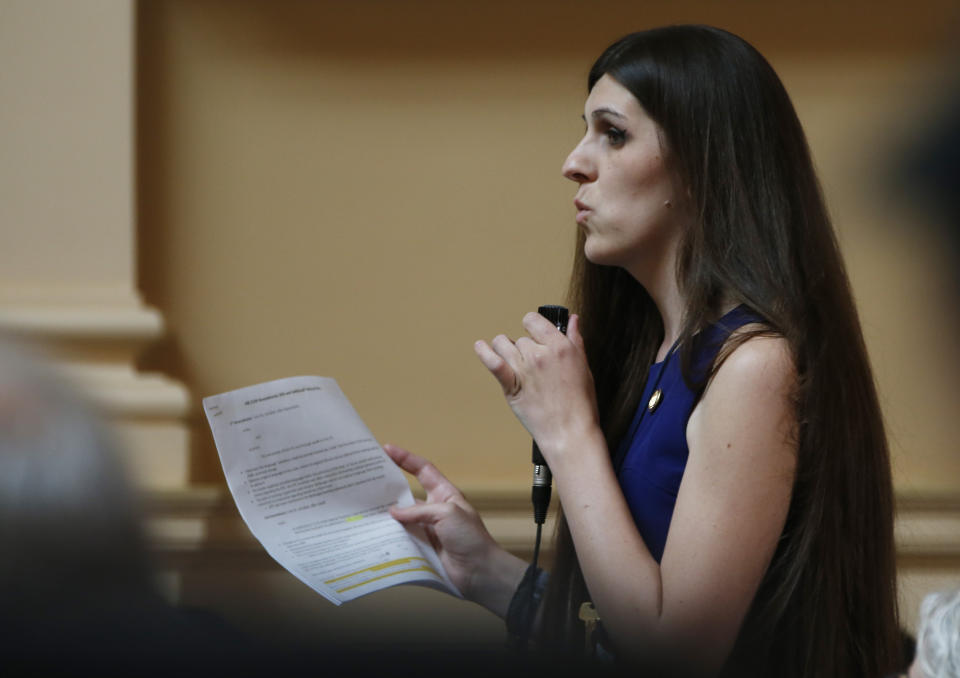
top-left (473, 312), bottom-right (600, 468)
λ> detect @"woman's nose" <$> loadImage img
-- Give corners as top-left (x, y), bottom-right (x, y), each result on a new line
top-left (562, 140), bottom-right (595, 184)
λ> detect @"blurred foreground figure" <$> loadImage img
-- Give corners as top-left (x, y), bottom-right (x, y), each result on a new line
top-left (0, 337), bottom-right (250, 676)
top-left (908, 588), bottom-right (960, 678)
top-left (0, 338), bottom-right (153, 611)
top-left (897, 66), bottom-right (960, 289)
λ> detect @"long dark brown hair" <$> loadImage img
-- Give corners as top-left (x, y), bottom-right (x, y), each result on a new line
top-left (540, 26), bottom-right (900, 677)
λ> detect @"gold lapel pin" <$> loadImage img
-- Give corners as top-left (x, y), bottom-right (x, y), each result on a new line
top-left (647, 388), bottom-right (663, 413)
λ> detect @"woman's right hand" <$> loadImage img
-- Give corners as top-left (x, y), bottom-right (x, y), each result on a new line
top-left (385, 443), bottom-right (528, 619)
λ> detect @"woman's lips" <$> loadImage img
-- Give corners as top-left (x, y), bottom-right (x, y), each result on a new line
top-left (574, 199), bottom-right (591, 225)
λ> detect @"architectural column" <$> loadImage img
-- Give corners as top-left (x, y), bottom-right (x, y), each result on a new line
top-left (0, 0), bottom-right (189, 490)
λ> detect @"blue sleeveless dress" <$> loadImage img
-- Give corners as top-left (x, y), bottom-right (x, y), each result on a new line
top-left (613, 305), bottom-right (763, 563)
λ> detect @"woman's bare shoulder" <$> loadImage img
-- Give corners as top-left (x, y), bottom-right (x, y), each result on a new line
top-left (689, 330), bottom-right (797, 459)
top-left (717, 330), bottom-right (795, 388)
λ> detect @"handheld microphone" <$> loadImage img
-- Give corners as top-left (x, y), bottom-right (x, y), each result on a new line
top-left (531, 305), bottom-right (569, 525)
top-left (513, 305), bottom-right (570, 651)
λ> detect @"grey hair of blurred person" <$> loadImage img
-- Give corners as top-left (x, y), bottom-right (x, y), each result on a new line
top-left (0, 336), bottom-right (152, 609)
top-left (912, 588), bottom-right (960, 678)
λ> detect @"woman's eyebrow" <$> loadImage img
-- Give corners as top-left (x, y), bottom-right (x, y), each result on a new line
top-left (582, 107), bottom-right (627, 122)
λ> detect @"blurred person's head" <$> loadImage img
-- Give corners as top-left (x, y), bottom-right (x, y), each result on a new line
top-left (894, 61), bottom-right (960, 294)
top-left (909, 588), bottom-right (960, 678)
top-left (0, 336), bottom-right (152, 615)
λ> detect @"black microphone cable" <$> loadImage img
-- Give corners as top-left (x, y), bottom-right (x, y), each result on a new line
top-left (519, 304), bottom-right (568, 651)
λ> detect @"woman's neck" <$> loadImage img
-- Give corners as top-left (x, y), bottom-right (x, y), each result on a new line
top-left (653, 285), bottom-right (685, 362)
top-left (625, 233), bottom-right (739, 362)
top-left (654, 290), bottom-right (743, 362)
top-left (631, 256), bottom-right (684, 361)
top-left (630, 262), bottom-right (740, 363)
top-left (624, 230), bottom-right (686, 362)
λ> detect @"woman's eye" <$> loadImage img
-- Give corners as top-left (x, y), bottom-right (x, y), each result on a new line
top-left (605, 127), bottom-right (627, 146)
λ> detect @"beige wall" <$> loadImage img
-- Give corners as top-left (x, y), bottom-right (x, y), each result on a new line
top-left (138, 0), bottom-right (960, 494)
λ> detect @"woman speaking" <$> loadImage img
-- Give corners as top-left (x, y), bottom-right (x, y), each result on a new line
top-left (386, 25), bottom-right (901, 678)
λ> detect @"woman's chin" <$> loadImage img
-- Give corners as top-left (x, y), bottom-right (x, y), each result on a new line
top-left (583, 240), bottom-right (619, 267)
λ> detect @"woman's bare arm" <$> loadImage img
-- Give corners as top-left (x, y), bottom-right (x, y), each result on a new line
top-left (477, 314), bottom-right (796, 671)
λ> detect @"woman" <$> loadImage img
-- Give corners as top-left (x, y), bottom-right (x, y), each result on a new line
top-left (387, 25), bottom-right (901, 677)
